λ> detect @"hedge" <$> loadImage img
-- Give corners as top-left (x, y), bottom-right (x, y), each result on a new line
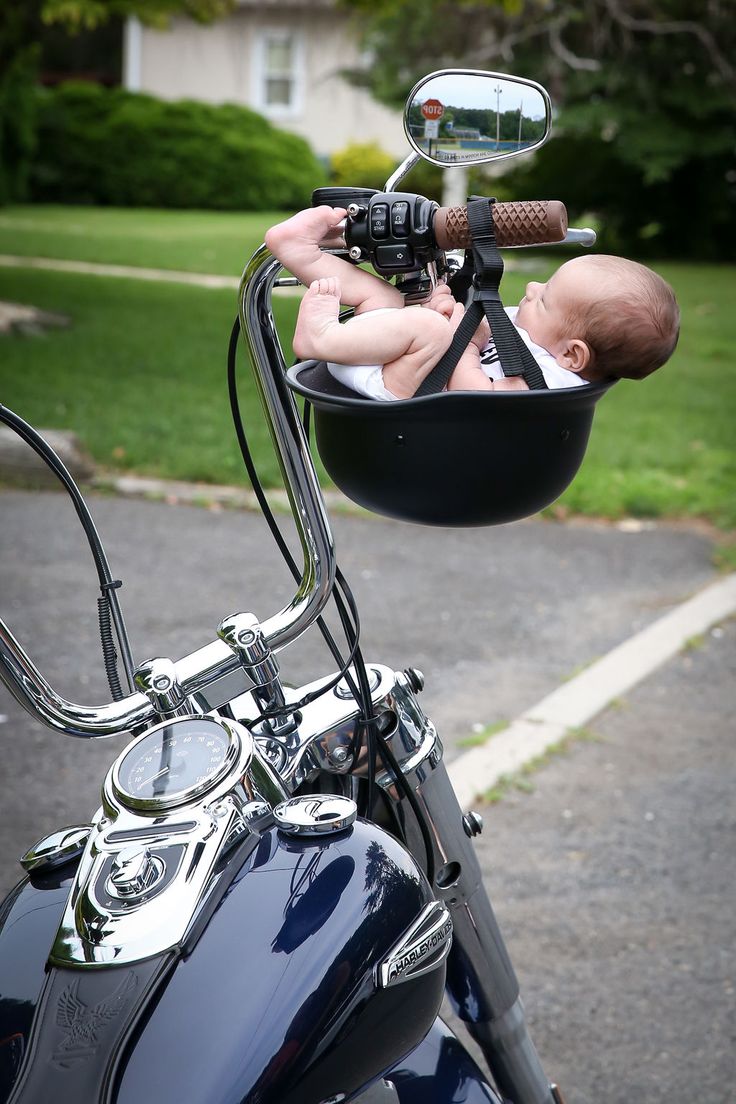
top-left (29, 83), bottom-right (327, 210)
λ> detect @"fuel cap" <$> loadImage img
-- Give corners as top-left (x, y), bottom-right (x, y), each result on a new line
top-left (273, 795), bottom-right (357, 837)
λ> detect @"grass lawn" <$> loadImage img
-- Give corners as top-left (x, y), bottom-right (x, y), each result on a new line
top-left (0, 207), bottom-right (734, 529)
top-left (0, 205), bottom-right (281, 276)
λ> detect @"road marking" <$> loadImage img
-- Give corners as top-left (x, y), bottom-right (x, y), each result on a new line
top-left (448, 572), bottom-right (736, 810)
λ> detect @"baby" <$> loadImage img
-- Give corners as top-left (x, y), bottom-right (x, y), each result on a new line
top-left (265, 205), bottom-right (680, 399)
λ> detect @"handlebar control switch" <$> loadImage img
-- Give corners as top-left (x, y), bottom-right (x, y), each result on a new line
top-left (134, 658), bottom-right (189, 716)
top-left (370, 203), bottom-right (389, 239)
top-left (343, 190), bottom-right (444, 279)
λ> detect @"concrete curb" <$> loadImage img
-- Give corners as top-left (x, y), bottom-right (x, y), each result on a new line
top-left (448, 572), bottom-right (736, 809)
top-left (92, 473), bottom-right (368, 516)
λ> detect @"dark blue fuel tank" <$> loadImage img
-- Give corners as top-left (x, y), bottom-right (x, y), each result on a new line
top-left (0, 819), bottom-right (449, 1104)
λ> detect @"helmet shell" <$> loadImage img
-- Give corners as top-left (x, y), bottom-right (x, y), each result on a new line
top-left (289, 361), bottom-right (614, 527)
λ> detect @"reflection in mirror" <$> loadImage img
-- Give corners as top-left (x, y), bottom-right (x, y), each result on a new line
top-left (404, 71), bottom-right (551, 167)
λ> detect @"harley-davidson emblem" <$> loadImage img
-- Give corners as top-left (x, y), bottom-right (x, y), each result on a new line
top-left (52, 971), bottom-right (138, 1069)
top-left (378, 902), bottom-right (453, 988)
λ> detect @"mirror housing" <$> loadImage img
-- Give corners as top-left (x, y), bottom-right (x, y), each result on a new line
top-left (404, 69), bottom-right (551, 168)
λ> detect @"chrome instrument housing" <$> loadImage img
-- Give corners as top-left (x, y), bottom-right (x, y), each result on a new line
top-left (50, 716), bottom-right (287, 966)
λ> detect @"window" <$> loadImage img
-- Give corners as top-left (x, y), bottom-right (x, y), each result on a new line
top-left (255, 31), bottom-right (303, 116)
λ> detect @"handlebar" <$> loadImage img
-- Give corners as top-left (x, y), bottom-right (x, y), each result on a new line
top-left (0, 246), bottom-right (337, 739)
top-left (433, 199), bottom-right (568, 249)
top-left (336, 192), bottom-right (576, 278)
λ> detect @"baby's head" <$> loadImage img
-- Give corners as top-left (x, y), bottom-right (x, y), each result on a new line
top-left (515, 255), bottom-right (680, 382)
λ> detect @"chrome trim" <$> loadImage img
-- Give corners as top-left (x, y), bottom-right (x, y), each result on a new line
top-left (384, 151), bottom-right (422, 192)
top-left (403, 68), bottom-right (552, 169)
top-left (563, 227), bottom-right (597, 247)
top-left (377, 901), bottom-right (453, 988)
top-left (51, 719), bottom-right (288, 966)
top-left (106, 848), bottom-right (165, 899)
top-left (134, 657), bottom-right (192, 716)
top-left (238, 246), bottom-right (337, 655)
top-left (109, 715), bottom-right (246, 814)
top-left (273, 795), bottom-right (357, 837)
top-left (20, 825), bottom-right (92, 873)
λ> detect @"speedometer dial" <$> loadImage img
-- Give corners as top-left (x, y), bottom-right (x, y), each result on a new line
top-left (112, 717), bottom-right (239, 811)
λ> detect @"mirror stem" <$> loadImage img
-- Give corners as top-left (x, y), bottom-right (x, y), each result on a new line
top-left (384, 151), bottom-right (422, 192)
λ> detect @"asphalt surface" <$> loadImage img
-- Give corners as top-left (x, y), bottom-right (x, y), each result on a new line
top-left (0, 487), bottom-right (732, 1099)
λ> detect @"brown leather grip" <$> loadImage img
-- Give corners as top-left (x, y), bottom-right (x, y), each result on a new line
top-left (433, 199), bottom-right (568, 249)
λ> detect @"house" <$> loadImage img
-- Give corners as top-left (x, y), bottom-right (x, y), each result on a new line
top-left (122, 0), bottom-right (407, 161)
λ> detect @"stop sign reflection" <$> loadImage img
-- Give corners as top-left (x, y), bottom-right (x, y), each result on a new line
top-left (421, 98), bottom-right (445, 120)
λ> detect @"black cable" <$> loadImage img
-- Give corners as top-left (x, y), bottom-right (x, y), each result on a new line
top-left (0, 404), bottom-right (132, 699)
top-left (227, 318), bottom-right (375, 810)
top-left (227, 314), bottom-right (436, 869)
top-left (227, 319), bottom-right (360, 700)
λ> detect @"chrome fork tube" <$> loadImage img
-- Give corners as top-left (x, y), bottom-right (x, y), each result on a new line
top-left (378, 683), bottom-right (556, 1104)
top-left (414, 761), bottom-right (556, 1104)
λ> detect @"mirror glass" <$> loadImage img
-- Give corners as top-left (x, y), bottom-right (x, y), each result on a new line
top-left (404, 71), bottom-right (551, 167)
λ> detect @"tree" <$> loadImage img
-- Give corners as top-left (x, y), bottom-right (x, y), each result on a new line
top-left (339, 0), bottom-right (736, 258)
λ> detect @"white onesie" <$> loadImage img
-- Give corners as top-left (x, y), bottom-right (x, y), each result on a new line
top-left (327, 306), bottom-right (587, 398)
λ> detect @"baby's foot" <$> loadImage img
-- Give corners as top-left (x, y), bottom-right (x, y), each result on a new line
top-left (265, 206), bottom-right (346, 262)
top-left (293, 277), bottom-right (342, 359)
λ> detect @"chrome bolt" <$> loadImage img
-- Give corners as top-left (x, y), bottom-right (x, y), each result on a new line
top-left (153, 675), bottom-right (171, 691)
top-left (462, 811), bottom-right (484, 838)
top-left (348, 245), bottom-right (363, 261)
top-left (329, 745), bottom-right (351, 767)
top-left (238, 629), bottom-right (257, 646)
top-left (346, 203), bottom-right (361, 217)
top-left (404, 667), bottom-right (425, 693)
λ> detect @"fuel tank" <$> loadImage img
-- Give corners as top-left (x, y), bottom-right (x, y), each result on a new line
top-left (0, 819), bottom-right (451, 1104)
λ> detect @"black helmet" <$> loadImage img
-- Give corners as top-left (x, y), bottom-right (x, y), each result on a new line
top-left (288, 361), bottom-right (614, 528)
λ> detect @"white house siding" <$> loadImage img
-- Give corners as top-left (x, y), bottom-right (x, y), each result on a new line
top-left (127, 6), bottom-right (407, 161)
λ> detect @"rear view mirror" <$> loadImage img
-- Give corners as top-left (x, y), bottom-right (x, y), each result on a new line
top-left (404, 70), bottom-right (551, 167)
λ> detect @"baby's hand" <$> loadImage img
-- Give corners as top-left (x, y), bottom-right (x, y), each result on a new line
top-left (471, 317), bottom-right (491, 351)
top-left (423, 283), bottom-right (455, 321)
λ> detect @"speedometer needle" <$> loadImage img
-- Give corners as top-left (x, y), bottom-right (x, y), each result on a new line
top-left (139, 766), bottom-right (170, 788)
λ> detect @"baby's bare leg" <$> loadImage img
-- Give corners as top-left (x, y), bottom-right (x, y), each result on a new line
top-left (294, 279), bottom-right (452, 391)
top-left (265, 206), bottom-right (403, 312)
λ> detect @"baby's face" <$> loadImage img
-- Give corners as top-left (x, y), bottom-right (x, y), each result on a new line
top-left (515, 258), bottom-right (593, 358)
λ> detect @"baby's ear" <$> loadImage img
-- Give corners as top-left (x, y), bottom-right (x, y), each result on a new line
top-left (555, 339), bottom-right (591, 375)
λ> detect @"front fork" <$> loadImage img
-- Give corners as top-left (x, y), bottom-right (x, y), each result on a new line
top-left (374, 672), bottom-right (561, 1104)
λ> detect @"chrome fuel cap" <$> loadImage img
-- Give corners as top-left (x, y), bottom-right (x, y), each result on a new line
top-left (273, 795), bottom-right (357, 837)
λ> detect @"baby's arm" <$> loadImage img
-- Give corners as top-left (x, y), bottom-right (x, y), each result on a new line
top-left (448, 370), bottom-right (529, 392)
top-left (445, 304), bottom-right (527, 391)
top-left (265, 206), bottom-right (403, 313)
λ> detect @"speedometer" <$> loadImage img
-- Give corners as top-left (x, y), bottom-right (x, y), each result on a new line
top-left (111, 716), bottom-right (240, 811)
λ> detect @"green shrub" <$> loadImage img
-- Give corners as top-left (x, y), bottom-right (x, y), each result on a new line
top-left (330, 141), bottom-right (397, 192)
top-left (0, 48), bottom-right (39, 204)
top-left (29, 83), bottom-right (327, 210)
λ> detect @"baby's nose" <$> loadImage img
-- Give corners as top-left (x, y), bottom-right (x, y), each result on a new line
top-left (525, 281), bottom-right (542, 297)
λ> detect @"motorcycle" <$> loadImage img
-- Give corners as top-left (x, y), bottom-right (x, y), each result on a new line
top-left (0, 70), bottom-right (604, 1103)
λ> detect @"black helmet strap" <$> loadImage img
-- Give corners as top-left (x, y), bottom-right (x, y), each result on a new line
top-left (414, 197), bottom-right (548, 396)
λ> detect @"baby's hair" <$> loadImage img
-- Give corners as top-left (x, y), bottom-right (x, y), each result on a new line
top-left (574, 257), bottom-right (680, 382)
